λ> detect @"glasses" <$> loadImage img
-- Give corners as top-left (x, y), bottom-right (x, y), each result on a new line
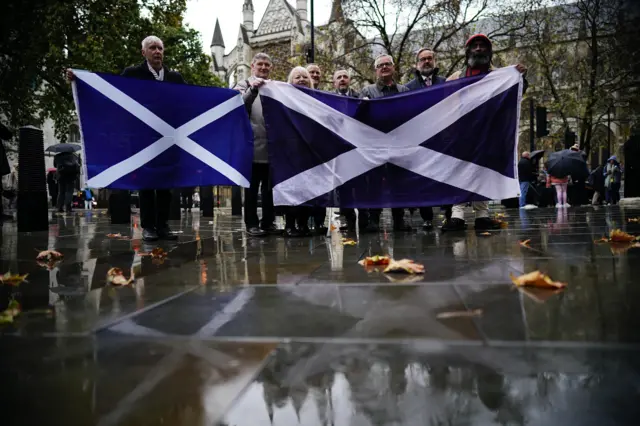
top-left (375, 62), bottom-right (393, 69)
top-left (418, 56), bottom-right (433, 63)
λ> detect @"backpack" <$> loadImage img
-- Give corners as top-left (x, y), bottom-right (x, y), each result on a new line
top-left (56, 153), bottom-right (80, 176)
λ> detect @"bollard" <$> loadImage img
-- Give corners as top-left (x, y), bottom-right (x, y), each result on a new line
top-left (169, 189), bottom-right (181, 220)
top-left (109, 189), bottom-right (131, 224)
top-left (17, 126), bottom-right (48, 232)
top-left (231, 186), bottom-right (242, 216)
top-left (200, 186), bottom-right (214, 218)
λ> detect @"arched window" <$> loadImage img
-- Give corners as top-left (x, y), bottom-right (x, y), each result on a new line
top-left (68, 124), bottom-right (81, 143)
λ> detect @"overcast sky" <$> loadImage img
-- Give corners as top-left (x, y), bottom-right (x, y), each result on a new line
top-left (184, 0), bottom-right (334, 55)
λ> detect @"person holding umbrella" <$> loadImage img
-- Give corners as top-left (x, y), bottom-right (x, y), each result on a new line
top-left (53, 147), bottom-right (81, 213)
top-left (604, 155), bottom-right (622, 205)
top-left (545, 147), bottom-right (589, 208)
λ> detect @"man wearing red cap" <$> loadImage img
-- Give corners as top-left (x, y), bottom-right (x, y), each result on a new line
top-left (442, 33), bottom-right (528, 232)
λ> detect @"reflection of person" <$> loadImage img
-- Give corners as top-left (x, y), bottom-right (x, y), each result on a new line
top-left (180, 187), bottom-right (193, 212)
top-left (517, 151), bottom-right (535, 208)
top-left (604, 155), bottom-right (622, 205)
top-left (47, 171), bottom-right (58, 207)
top-left (82, 187), bottom-right (94, 209)
top-left (0, 123), bottom-right (12, 220)
top-left (54, 152), bottom-right (80, 213)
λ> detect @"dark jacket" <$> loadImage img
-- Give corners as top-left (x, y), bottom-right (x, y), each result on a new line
top-left (360, 80), bottom-right (409, 99)
top-left (517, 157), bottom-right (535, 182)
top-left (405, 69), bottom-right (446, 91)
top-left (121, 61), bottom-right (186, 84)
top-left (334, 88), bottom-right (360, 98)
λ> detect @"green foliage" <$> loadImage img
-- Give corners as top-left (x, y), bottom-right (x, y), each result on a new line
top-left (0, 0), bottom-right (221, 142)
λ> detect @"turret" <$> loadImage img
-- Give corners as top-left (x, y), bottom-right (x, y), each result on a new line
top-left (243, 0), bottom-right (254, 33)
top-left (296, 0), bottom-right (308, 22)
top-left (210, 19), bottom-right (225, 70)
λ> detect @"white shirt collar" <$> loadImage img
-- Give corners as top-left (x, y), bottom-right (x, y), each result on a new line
top-left (147, 62), bottom-right (165, 81)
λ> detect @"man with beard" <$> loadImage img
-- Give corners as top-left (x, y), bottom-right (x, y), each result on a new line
top-left (360, 54), bottom-right (412, 232)
top-left (405, 48), bottom-right (451, 230)
top-left (441, 34), bottom-right (528, 232)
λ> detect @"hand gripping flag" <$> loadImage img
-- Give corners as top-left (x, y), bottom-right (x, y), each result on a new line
top-left (71, 70), bottom-right (253, 189)
top-left (259, 67), bottom-right (523, 208)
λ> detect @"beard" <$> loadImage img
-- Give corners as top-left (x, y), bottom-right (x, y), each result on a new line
top-left (467, 52), bottom-right (491, 68)
top-left (419, 66), bottom-right (434, 76)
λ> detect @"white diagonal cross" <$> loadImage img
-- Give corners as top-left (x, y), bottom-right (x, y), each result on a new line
top-left (72, 70), bottom-right (250, 188)
top-left (259, 67), bottom-right (522, 205)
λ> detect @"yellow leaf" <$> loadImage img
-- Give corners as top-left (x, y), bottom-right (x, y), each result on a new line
top-left (519, 239), bottom-right (531, 248)
top-left (510, 271), bottom-right (566, 289)
top-left (383, 259), bottom-right (425, 274)
top-left (358, 255), bottom-right (391, 266)
top-left (0, 272), bottom-right (29, 286)
top-left (341, 238), bottom-right (357, 246)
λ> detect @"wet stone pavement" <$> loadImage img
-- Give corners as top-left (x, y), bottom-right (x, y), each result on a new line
top-left (2, 204), bottom-right (640, 425)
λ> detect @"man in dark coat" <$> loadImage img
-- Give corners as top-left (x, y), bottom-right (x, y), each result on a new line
top-left (0, 123), bottom-right (12, 220)
top-left (405, 48), bottom-right (451, 229)
top-left (517, 151), bottom-right (535, 208)
top-left (68, 35), bottom-right (185, 241)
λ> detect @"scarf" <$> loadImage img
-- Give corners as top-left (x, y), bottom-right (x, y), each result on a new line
top-left (147, 62), bottom-right (165, 81)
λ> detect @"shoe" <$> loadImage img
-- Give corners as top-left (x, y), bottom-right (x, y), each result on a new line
top-left (142, 228), bottom-right (159, 241)
top-left (441, 218), bottom-right (467, 232)
top-left (563, 203), bottom-right (571, 207)
top-left (283, 227), bottom-right (301, 238)
top-left (261, 224), bottom-right (280, 234)
top-left (247, 227), bottom-right (268, 237)
top-left (157, 226), bottom-right (178, 240)
top-left (474, 217), bottom-right (501, 230)
top-left (422, 221), bottom-right (433, 230)
top-left (555, 203), bottom-right (562, 208)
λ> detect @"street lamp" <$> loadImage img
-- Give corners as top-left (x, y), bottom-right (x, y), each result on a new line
top-left (309, 0), bottom-right (315, 63)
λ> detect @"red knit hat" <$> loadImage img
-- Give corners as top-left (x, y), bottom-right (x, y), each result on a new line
top-left (465, 33), bottom-right (491, 48)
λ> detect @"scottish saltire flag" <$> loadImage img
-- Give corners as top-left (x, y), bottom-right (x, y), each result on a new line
top-left (71, 70), bottom-right (253, 189)
top-left (260, 67), bottom-right (523, 207)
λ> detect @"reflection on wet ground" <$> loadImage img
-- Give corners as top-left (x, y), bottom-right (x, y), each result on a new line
top-left (2, 205), bottom-right (640, 425)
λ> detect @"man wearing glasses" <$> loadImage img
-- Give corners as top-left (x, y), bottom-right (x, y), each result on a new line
top-left (359, 55), bottom-right (412, 232)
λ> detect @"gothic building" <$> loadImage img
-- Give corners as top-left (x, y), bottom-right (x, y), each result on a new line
top-left (211, 0), bottom-right (347, 86)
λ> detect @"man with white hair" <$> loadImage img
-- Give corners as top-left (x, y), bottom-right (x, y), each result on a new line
top-left (68, 35), bottom-right (186, 241)
top-left (359, 54), bottom-right (412, 232)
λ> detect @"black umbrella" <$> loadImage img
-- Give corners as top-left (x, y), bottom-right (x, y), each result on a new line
top-left (45, 143), bottom-right (81, 153)
top-left (530, 150), bottom-right (545, 162)
top-left (546, 149), bottom-right (589, 179)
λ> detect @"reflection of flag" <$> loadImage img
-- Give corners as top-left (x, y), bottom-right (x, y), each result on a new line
top-left (260, 67), bottom-right (523, 207)
top-left (72, 70), bottom-right (253, 190)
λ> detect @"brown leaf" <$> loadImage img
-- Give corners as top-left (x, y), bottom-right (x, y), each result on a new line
top-left (436, 309), bottom-right (483, 319)
top-left (383, 259), bottom-right (425, 274)
top-left (106, 267), bottom-right (135, 286)
top-left (499, 220), bottom-right (509, 229)
top-left (0, 272), bottom-right (29, 287)
top-left (519, 239), bottom-right (531, 248)
top-left (36, 249), bottom-right (63, 261)
top-left (358, 255), bottom-right (391, 267)
top-left (479, 232), bottom-right (492, 236)
top-left (510, 271), bottom-right (566, 289)
top-left (594, 237), bottom-right (609, 244)
top-left (609, 229), bottom-right (636, 243)
top-left (341, 238), bottom-right (357, 246)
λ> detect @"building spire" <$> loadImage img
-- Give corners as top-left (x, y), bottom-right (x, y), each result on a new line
top-left (211, 19), bottom-right (225, 48)
top-left (329, 0), bottom-right (344, 22)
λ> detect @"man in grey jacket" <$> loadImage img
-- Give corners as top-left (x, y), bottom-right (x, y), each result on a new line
top-left (360, 54), bottom-right (412, 232)
top-left (233, 53), bottom-right (275, 237)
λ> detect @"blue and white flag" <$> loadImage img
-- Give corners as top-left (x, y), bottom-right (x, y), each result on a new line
top-left (260, 67), bottom-right (523, 207)
top-left (72, 70), bottom-right (253, 189)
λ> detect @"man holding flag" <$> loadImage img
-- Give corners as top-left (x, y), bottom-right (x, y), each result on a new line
top-left (441, 33), bottom-right (528, 232)
top-left (68, 35), bottom-right (185, 241)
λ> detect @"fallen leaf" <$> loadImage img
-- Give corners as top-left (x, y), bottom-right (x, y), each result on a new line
top-left (499, 220), bottom-right (508, 229)
top-left (519, 239), bottom-right (531, 248)
top-left (358, 255), bottom-right (391, 266)
top-left (628, 218), bottom-right (640, 223)
top-left (0, 299), bottom-right (21, 324)
top-left (383, 259), bottom-right (425, 274)
top-left (510, 271), bottom-right (566, 289)
top-left (494, 213), bottom-right (506, 219)
top-left (436, 309), bottom-right (483, 319)
top-left (609, 229), bottom-right (636, 243)
top-left (35, 249), bottom-right (64, 269)
top-left (330, 224), bottom-right (337, 231)
top-left (479, 232), bottom-right (492, 236)
top-left (106, 233), bottom-right (131, 240)
top-left (106, 267), bottom-right (135, 286)
top-left (609, 242), bottom-right (640, 255)
top-left (341, 238), bottom-right (357, 246)
top-left (0, 272), bottom-right (29, 286)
